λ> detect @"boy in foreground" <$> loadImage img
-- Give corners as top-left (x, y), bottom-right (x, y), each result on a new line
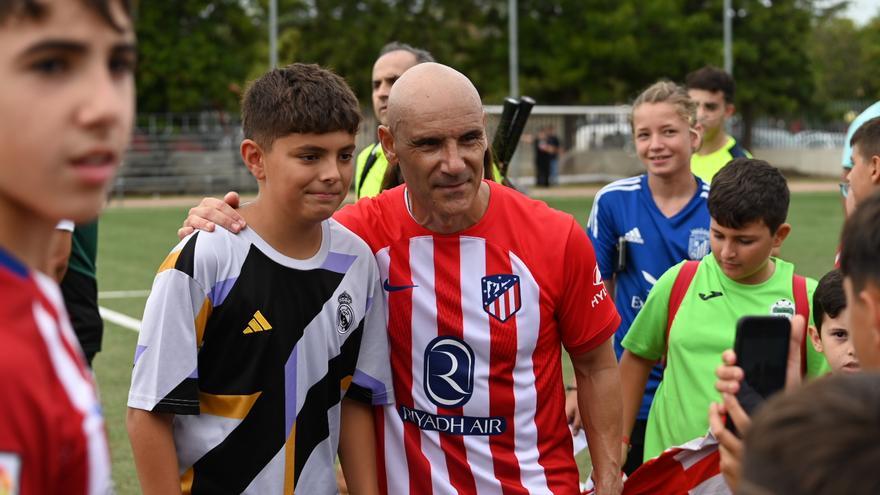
top-left (712, 192), bottom-right (880, 491)
top-left (0, 0), bottom-right (135, 493)
top-left (619, 158), bottom-right (828, 464)
top-left (127, 64), bottom-right (392, 494)
top-left (809, 269), bottom-right (859, 374)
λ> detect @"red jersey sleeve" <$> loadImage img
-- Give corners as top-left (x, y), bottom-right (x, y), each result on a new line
top-left (557, 219), bottom-right (620, 356)
top-left (0, 339), bottom-right (61, 495)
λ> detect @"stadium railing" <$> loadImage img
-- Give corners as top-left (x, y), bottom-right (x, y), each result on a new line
top-left (112, 109), bottom-right (846, 199)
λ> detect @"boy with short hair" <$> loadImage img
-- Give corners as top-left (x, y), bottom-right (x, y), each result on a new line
top-left (809, 269), bottom-right (860, 374)
top-left (685, 66), bottom-right (751, 183)
top-left (0, 0), bottom-right (135, 493)
top-left (127, 63), bottom-right (392, 494)
top-left (846, 116), bottom-right (880, 207)
top-left (840, 190), bottom-right (880, 369)
top-left (619, 158), bottom-right (828, 462)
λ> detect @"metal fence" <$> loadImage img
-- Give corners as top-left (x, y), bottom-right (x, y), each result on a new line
top-left (113, 109), bottom-right (849, 198)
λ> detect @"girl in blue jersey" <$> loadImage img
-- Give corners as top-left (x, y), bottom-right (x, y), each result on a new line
top-left (571, 81), bottom-right (710, 473)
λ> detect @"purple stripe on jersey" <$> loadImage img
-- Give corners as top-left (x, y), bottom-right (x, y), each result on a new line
top-left (352, 369), bottom-right (388, 405)
top-left (133, 344), bottom-right (148, 365)
top-left (208, 277), bottom-right (237, 306)
top-left (284, 347), bottom-right (298, 436)
top-left (365, 296), bottom-right (373, 313)
top-left (321, 252), bottom-right (357, 274)
top-left (187, 367), bottom-right (198, 379)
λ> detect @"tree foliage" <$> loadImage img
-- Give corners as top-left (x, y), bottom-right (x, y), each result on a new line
top-left (135, 1), bottom-right (261, 113)
top-left (133, 0), bottom-right (873, 137)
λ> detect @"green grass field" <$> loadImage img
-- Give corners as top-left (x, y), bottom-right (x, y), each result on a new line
top-left (95, 192), bottom-right (844, 492)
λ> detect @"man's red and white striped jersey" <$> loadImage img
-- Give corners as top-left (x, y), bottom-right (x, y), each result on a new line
top-left (0, 249), bottom-right (111, 495)
top-left (336, 181), bottom-right (620, 494)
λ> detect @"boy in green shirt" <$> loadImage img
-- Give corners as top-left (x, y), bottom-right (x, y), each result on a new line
top-left (620, 158), bottom-right (829, 463)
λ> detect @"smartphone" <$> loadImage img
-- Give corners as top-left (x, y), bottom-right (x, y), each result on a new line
top-left (614, 236), bottom-right (627, 272)
top-left (727, 316), bottom-right (791, 433)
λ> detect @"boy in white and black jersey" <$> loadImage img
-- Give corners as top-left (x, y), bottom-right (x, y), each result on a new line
top-left (127, 63), bottom-right (392, 495)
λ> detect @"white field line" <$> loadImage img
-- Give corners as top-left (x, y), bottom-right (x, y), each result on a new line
top-left (99, 306), bottom-right (141, 332)
top-left (98, 289), bottom-right (151, 299)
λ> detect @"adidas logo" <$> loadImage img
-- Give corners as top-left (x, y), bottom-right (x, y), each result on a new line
top-left (624, 227), bottom-right (644, 244)
top-left (243, 310), bottom-right (273, 334)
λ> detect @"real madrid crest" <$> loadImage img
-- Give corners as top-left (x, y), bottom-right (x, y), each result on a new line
top-left (336, 291), bottom-right (354, 334)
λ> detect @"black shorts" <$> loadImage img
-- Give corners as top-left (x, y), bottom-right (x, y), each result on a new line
top-left (60, 269), bottom-right (103, 362)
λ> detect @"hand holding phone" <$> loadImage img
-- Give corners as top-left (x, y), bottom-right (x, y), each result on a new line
top-left (726, 316), bottom-right (791, 434)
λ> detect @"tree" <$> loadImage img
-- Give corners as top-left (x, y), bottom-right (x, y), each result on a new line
top-left (858, 16), bottom-right (880, 102)
top-left (135, 1), bottom-right (262, 114)
top-left (724, 0), bottom-right (817, 147)
top-left (809, 17), bottom-right (861, 102)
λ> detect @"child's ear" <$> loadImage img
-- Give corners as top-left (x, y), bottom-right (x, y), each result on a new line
top-left (690, 124), bottom-right (703, 152)
top-left (240, 139), bottom-right (266, 181)
top-left (808, 325), bottom-right (824, 353)
top-left (863, 283), bottom-right (880, 352)
top-left (869, 155), bottom-right (880, 186)
top-left (724, 103), bottom-right (736, 119)
top-left (377, 125), bottom-right (398, 165)
top-left (771, 223), bottom-right (792, 248)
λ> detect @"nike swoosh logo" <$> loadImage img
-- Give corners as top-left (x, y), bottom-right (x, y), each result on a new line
top-left (699, 291), bottom-right (723, 301)
top-left (383, 279), bottom-right (418, 292)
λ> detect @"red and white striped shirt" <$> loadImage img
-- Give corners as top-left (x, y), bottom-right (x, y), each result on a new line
top-left (336, 182), bottom-right (620, 494)
top-left (0, 250), bottom-right (111, 495)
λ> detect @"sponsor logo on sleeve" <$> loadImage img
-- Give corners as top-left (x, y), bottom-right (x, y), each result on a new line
top-left (591, 265), bottom-right (609, 308)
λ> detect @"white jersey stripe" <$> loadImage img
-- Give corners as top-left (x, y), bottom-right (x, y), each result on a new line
top-left (509, 252), bottom-right (551, 493)
top-left (375, 248), bottom-right (411, 494)
top-left (589, 183), bottom-right (643, 237)
top-left (32, 277), bottom-right (111, 495)
top-left (409, 236), bottom-right (451, 493)
top-left (459, 237), bottom-right (503, 495)
top-left (381, 407), bottom-right (410, 494)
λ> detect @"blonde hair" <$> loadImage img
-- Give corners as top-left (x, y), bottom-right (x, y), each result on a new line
top-left (630, 80), bottom-right (697, 132)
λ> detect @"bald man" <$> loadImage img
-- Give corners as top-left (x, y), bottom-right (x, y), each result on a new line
top-left (182, 63), bottom-right (624, 495)
top-left (355, 42), bottom-right (434, 199)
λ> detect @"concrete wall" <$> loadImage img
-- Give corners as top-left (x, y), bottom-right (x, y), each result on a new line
top-left (750, 148), bottom-right (842, 178)
top-left (506, 146), bottom-right (844, 183)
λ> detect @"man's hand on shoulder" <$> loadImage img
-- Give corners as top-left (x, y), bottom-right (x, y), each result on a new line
top-left (178, 191), bottom-right (245, 240)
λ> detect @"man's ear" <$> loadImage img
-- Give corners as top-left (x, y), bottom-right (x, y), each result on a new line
top-left (241, 139), bottom-right (266, 181)
top-left (724, 103), bottom-right (736, 119)
top-left (377, 125), bottom-right (398, 165)
top-left (772, 223), bottom-right (792, 248)
top-left (808, 325), bottom-right (824, 353)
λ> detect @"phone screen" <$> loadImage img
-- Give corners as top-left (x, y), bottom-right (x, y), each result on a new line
top-left (733, 316), bottom-right (791, 417)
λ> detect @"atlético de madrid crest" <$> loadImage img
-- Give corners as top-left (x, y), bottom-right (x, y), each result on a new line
top-left (481, 274), bottom-right (521, 323)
